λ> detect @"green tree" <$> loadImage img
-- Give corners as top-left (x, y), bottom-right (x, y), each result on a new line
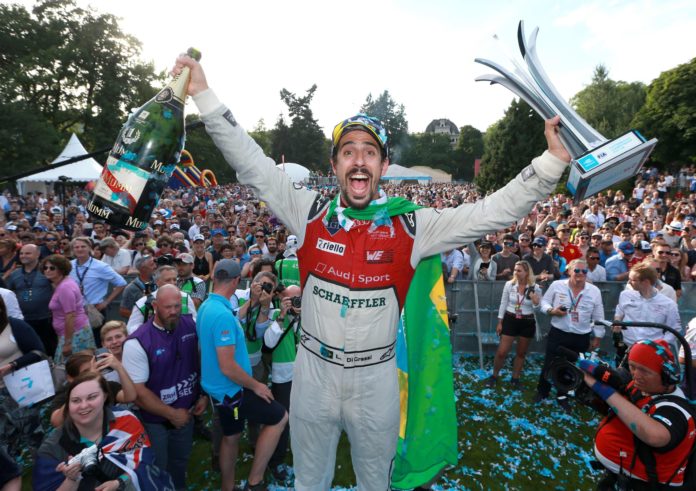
top-left (0, 0), bottom-right (162, 174)
top-left (248, 118), bottom-right (273, 156)
top-left (270, 114), bottom-right (291, 164)
top-left (453, 125), bottom-right (484, 181)
top-left (400, 133), bottom-right (456, 171)
top-left (570, 65), bottom-right (646, 139)
top-left (183, 114), bottom-right (236, 183)
top-left (360, 90), bottom-right (409, 160)
top-left (632, 57), bottom-right (696, 164)
top-left (274, 85), bottom-right (328, 171)
top-left (475, 99), bottom-right (546, 193)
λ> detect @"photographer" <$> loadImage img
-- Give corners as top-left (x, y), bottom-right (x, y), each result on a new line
top-left (534, 259), bottom-right (605, 412)
top-left (263, 284), bottom-right (302, 480)
top-left (580, 340), bottom-right (695, 490)
top-left (118, 255), bottom-right (156, 319)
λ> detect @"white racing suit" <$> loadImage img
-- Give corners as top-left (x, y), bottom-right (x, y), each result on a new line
top-left (194, 89), bottom-right (567, 490)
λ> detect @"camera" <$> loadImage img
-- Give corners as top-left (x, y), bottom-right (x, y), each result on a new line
top-left (558, 305), bottom-right (568, 312)
top-left (261, 282), bottom-right (274, 294)
top-left (547, 349), bottom-right (631, 413)
top-left (67, 445), bottom-right (99, 475)
top-left (290, 296), bottom-right (302, 309)
top-left (524, 286), bottom-right (535, 299)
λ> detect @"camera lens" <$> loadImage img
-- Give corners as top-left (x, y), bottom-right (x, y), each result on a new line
top-left (291, 296), bottom-right (302, 309)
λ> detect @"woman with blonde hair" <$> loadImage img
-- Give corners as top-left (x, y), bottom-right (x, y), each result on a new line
top-left (486, 260), bottom-right (542, 389)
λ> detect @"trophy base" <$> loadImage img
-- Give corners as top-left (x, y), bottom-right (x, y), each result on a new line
top-left (567, 130), bottom-right (657, 203)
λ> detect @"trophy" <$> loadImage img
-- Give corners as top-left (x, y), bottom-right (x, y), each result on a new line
top-left (475, 21), bottom-right (657, 202)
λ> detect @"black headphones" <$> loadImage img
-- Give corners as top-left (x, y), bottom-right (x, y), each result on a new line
top-left (627, 339), bottom-right (680, 386)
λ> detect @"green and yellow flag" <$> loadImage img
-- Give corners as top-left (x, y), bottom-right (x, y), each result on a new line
top-left (392, 254), bottom-right (458, 489)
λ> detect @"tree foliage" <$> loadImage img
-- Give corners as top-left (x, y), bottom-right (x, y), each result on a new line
top-left (183, 114), bottom-right (236, 183)
top-left (632, 57), bottom-right (696, 164)
top-left (400, 133), bottom-right (455, 171)
top-left (272, 85), bottom-right (328, 171)
top-left (360, 91), bottom-right (409, 161)
top-left (475, 99), bottom-right (546, 193)
top-left (0, 0), bottom-right (162, 174)
top-left (453, 125), bottom-right (484, 182)
top-left (570, 65), bottom-right (646, 140)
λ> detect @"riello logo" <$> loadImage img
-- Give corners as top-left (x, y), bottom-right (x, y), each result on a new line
top-left (316, 238), bottom-right (346, 256)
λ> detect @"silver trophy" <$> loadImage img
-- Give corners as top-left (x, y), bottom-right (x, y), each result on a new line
top-left (475, 21), bottom-right (657, 202)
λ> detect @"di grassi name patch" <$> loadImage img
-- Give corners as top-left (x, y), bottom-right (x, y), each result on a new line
top-left (316, 238), bottom-right (346, 256)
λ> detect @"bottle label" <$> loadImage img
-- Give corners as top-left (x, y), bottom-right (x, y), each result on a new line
top-left (94, 156), bottom-right (150, 212)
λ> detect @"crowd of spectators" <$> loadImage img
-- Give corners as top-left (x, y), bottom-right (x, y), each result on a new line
top-left (0, 163), bottom-right (694, 489)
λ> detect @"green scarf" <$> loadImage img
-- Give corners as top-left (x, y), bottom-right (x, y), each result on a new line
top-left (326, 195), bottom-right (458, 488)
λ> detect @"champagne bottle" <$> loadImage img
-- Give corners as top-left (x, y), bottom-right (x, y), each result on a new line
top-left (87, 48), bottom-right (201, 231)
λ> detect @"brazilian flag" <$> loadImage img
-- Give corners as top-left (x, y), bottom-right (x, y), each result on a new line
top-left (392, 254), bottom-right (458, 488)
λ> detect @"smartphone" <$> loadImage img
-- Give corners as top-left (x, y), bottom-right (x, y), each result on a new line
top-left (95, 348), bottom-right (114, 375)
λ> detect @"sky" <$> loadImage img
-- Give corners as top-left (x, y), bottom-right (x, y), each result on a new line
top-left (13, 0), bottom-right (696, 136)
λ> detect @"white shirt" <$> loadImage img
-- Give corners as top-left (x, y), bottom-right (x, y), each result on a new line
top-left (540, 279), bottom-right (605, 337)
top-left (679, 317), bottom-right (696, 361)
top-left (586, 264), bottom-right (607, 283)
top-left (101, 248), bottom-right (132, 273)
top-left (497, 281), bottom-right (541, 318)
top-left (615, 289), bottom-right (681, 347)
top-left (0, 288), bottom-right (24, 320)
top-left (126, 290), bottom-right (197, 334)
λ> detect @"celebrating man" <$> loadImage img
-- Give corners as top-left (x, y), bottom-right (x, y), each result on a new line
top-left (174, 54), bottom-right (571, 490)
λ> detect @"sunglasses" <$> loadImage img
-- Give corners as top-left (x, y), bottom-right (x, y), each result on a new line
top-left (656, 250), bottom-right (669, 255)
top-left (588, 256), bottom-right (600, 260)
top-left (45, 237), bottom-right (57, 242)
top-left (134, 242), bottom-right (144, 246)
top-left (519, 238), bottom-right (530, 242)
top-left (255, 235), bottom-right (265, 238)
top-left (573, 268), bottom-right (588, 274)
top-left (670, 252), bottom-right (681, 257)
top-left (43, 265), bottom-right (57, 271)
top-left (532, 244), bottom-right (543, 248)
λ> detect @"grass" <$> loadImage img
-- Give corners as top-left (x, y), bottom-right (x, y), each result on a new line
top-left (20, 354), bottom-right (604, 490)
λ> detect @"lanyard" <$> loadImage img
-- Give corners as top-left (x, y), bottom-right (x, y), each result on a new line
top-left (567, 287), bottom-right (583, 312)
top-left (22, 268), bottom-right (37, 290)
top-left (75, 257), bottom-right (93, 293)
top-left (515, 288), bottom-right (525, 310)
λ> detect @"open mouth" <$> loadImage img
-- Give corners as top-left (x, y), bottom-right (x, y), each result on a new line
top-left (348, 171), bottom-right (370, 196)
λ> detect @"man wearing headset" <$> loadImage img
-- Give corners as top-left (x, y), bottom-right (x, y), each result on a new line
top-left (579, 339), bottom-right (695, 490)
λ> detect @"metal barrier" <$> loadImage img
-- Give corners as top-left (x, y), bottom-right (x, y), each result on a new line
top-left (446, 280), bottom-right (696, 355)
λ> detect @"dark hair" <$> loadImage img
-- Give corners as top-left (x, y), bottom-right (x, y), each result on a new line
top-left (0, 296), bottom-right (8, 333)
top-left (251, 258), bottom-right (277, 278)
top-left (42, 254), bottom-right (72, 276)
top-left (62, 372), bottom-right (112, 429)
top-left (65, 350), bottom-right (97, 379)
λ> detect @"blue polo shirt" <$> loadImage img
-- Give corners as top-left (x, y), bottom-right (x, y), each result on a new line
top-left (197, 293), bottom-right (251, 402)
top-left (605, 254), bottom-right (629, 280)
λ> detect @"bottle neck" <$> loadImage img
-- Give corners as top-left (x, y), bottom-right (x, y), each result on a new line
top-left (167, 66), bottom-right (191, 103)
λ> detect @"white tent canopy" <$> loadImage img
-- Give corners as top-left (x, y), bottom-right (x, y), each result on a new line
top-left (275, 162), bottom-right (310, 183)
top-left (382, 164), bottom-right (432, 182)
top-left (16, 133), bottom-right (103, 194)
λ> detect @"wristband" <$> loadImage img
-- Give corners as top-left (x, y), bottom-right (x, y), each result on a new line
top-left (591, 380), bottom-right (616, 401)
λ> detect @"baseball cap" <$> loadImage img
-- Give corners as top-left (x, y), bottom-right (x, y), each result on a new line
top-left (685, 215), bottom-right (695, 223)
top-left (331, 114), bottom-right (389, 159)
top-left (170, 223), bottom-right (180, 230)
top-left (532, 237), bottom-right (546, 246)
top-left (628, 339), bottom-right (675, 376)
top-left (284, 234), bottom-right (299, 258)
top-left (176, 253), bottom-right (194, 264)
top-left (193, 234), bottom-right (205, 242)
top-left (637, 240), bottom-right (651, 252)
top-left (5, 224), bottom-right (17, 231)
top-left (668, 220), bottom-right (683, 231)
top-left (618, 241), bottom-right (634, 254)
top-left (213, 259), bottom-right (241, 280)
top-left (50, 206), bottom-right (62, 214)
top-left (154, 220), bottom-right (164, 226)
top-left (211, 228), bottom-right (226, 237)
top-left (32, 224), bottom-right (47, 232)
